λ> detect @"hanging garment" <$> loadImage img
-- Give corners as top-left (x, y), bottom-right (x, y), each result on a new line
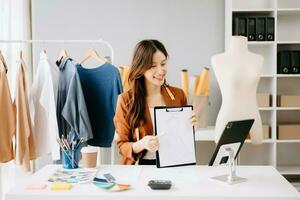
top-left (76, 63), bottom-right (123, 147)
top-left (56, 57), bottom-right (93, 141)
top-left (0, 55), bottom-right (15, 163)
top-left (118, 65), bottom-right (130, 92)
top-left (30, 52), bottom-right (60, 160)
top-left (14, 60), bottom-right (36, 172)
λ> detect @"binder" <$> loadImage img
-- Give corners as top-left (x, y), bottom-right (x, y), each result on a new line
top-left (233, 17), bottom-right (247, 37)
top-left (247, 17), bottom-right (256, 41)
top-left (266, 17), bottom-right (275, 41)
top-left (256, 17), bottom-right (266, 41)
top-left (290, 51), bottom-right (300, 74)
top-left (277, 51), bottom-right (291, 74)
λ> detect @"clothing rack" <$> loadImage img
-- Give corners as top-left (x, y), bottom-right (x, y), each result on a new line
top-left (0, 39), bottom-right (114, 63)
top-left (0, 39), bottom-right (117, 166)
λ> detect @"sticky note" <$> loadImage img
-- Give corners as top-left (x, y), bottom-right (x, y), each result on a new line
top-left (25, 183), bottom-right (47, 190)
top-left (51, 182), bottom-right (72, 190)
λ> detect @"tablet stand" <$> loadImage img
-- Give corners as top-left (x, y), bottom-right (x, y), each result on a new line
top-left (211, 147), bottom-right (247, 185)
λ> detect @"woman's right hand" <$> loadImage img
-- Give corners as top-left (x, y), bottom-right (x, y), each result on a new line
top-left (132, 135), bottom-right (159, 154)
top-left (140, 135), bottom-right (159, 152)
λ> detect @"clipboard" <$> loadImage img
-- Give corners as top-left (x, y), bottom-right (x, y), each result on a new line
top-left (154, 105), bottom-right (196, 168)
top-left (209, 119), bottom-right (254, 166)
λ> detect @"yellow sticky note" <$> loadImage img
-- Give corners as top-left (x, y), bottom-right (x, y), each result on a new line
top-left (51, 182), bottom-right (72, 190)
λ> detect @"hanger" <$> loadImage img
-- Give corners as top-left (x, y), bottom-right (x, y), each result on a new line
top-left (105, 56), bottom-right (111, 64)
top-left (42, 41), bottom-right (47, 54)
top-left (19, 50), bottom-right (27, 71)
top-left (56, 48), bottom-right (68, 66)
top-left (80, 48), bottom-right (106, 64)
top-left (0, 50), bottom-right (8, 73)
top-left (57, 48), bottom-right (68, 60)
top-left (20, 50), bottom-right (23, 60)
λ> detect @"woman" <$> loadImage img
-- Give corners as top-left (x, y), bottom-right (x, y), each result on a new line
top-left (114, 40), bottom-right (197, 165)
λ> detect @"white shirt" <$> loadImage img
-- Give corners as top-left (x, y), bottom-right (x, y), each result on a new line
top-left (30, 51), bottom-right (60, 160)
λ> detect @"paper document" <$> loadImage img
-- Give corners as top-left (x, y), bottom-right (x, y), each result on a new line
top-left (154, 106), bottom-right (196, 168)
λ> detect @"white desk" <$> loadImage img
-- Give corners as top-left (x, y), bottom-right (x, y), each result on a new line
top-left (5, 165), bottom-right (300, 200)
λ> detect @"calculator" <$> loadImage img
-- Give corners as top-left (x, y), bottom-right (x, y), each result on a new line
top-left (148, 180), bottom-right (172, 190)
top-left (103, 173), bottom-right (116, 183)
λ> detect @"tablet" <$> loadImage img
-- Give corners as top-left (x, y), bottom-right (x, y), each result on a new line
top-left (209, 119), bottom-right (254, 166)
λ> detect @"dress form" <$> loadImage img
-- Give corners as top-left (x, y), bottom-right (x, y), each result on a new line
top-left (211, 36), bottom-right (264, 144)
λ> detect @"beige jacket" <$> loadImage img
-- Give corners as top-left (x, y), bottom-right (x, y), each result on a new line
top-left (0, 54), bottom-right (15, 163)
top-left (14, 60), bottom-right (36, 171)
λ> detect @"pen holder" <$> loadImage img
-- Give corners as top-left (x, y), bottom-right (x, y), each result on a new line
top-left (62, 149), bottom-right (79, 169)
top-left (191, 95), bottom-right (209, 129)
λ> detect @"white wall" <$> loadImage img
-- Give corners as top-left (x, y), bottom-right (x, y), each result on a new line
top-left (31, 0), bottom-right (224, 126)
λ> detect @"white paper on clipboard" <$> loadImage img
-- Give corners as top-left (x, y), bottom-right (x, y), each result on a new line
top-left (154, 106), bottom-right (196, 168)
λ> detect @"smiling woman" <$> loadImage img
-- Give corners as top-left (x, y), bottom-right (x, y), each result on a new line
top-left (113, 40), bottom-right (197, 165)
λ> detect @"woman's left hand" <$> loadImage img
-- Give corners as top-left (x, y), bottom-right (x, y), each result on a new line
top-left (189, 111), bottom-right (198, 127)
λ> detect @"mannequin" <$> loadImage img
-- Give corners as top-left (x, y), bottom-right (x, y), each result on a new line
top-left (211, 36), bottom-right (264, 144)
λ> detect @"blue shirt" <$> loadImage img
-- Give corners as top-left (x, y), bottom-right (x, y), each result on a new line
top-left (76, 63), bottom-right (123, 147)
top-left (57, 57), bottom-right (93, 141)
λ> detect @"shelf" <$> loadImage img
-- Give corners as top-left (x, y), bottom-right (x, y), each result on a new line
top-left (259, 107), bottom-right (274, 111)
top-left (195, 127), bottom-right (273, 143)
top-left (245, 139), bottom-right (274, 143)
top-left (277, 74), bottom-right (300, 78)
top-left (277, 8), bottom-right (300, 16)
top-left (248, 41), bottom-right (275, 45)
top-left (277, 166), bottom-right (300, 175)
top-left (232, 8), bottom-right (274, 12)
top-left (226, 0), bottom-right (300, 173)
top-left (276, 107), bottom-right (300, 111)
top-left (277, 41), bottom-right (300, 44)
top-left (277, 139), bottom-right (300, 143)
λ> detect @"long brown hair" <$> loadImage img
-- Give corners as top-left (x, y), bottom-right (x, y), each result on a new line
top-left (126, 40), bottom-right (168, 129)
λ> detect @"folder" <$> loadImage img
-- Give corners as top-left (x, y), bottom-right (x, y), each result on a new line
top-left (291, 51), bottom-right (300, 74)
top-left (256, 17), bottom-right (266, 41)
top-left (233, 17), bottom-right (247, 37)
top-left (154, 106), bottom-right (196, 168)
top-left (266, 17), bottom-right (274, 41)
top-left (277, 51), bottom-right (290, 74)
top-left (247, 17), bottom-right (256, 41)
